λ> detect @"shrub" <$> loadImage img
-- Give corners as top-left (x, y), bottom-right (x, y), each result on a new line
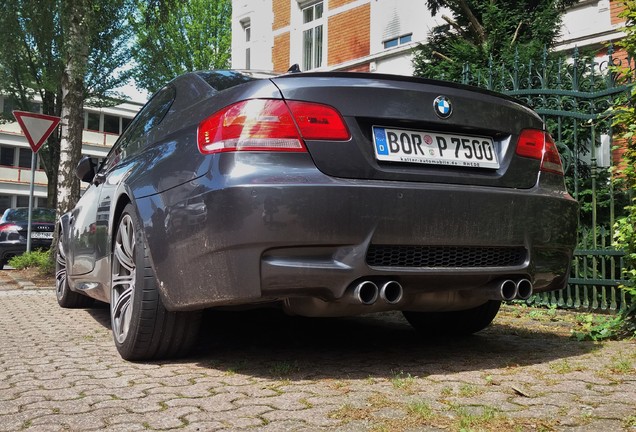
top-left (8, 250), bottom-right (54, 275)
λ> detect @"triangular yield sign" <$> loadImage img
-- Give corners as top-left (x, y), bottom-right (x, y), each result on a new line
top-left (12, 110), bottom-right (61, 153)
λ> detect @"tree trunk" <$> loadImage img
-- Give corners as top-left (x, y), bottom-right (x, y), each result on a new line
top-left (52, 1), bottom-right (90, 260)
top-left (57, 2), bottom-right (90, 216)
top-left (456, 0), bottom-right (487, 46)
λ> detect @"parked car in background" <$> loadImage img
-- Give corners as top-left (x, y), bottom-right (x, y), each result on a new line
top-left (0, 207), bottom-right (56, 268)
top-left (56, 70), bottom-right (579, 360)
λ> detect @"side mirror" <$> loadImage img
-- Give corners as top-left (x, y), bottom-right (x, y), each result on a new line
top-left (75, 157), bottom-right (96, 183)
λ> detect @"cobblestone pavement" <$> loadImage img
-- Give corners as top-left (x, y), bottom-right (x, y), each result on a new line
top-left (1, 270), bottom-right (635, 431)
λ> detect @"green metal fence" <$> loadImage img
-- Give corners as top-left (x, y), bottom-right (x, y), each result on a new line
top-left (458, 46), bottom-right (634, 312)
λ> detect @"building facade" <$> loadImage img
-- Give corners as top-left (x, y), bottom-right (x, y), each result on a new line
top-left (232, 0), bottom-right (445, 75)
top-left (0, 96), bottom-right (142, 214)
top-left (232, 0), bottom-right (629, 75)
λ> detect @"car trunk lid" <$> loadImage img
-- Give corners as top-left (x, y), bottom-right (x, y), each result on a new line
top-left (271, 72), bottom-right (544, 189)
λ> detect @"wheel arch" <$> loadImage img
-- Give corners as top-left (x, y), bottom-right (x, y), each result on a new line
top-left (110, 193), bottom-right (168, 307)
top-left (111, 193), bottom-right (132, 250)
top-left (57, 212), bottom-right (72, 260)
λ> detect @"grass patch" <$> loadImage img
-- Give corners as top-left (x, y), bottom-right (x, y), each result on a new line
top-left (452, 404), bottom-right (501, 430)
top-left (440, 386), bottom-right (453, 397)
top-left (268, 361), bottom-right (299, 376)
top-left (608, 353), bottom-right (634, 374)
top-left (329, 393), bottom-right (559, 432)
top-left (549, 359), bottom-right (586, 374)
top-left (458, 383), bottom-right (483, 397)
top-left (330, 403), bottom-right (373, 422)
top-left (625, 415), bottom-right (636, 428)
top-left (527, 305), bottom-right (559, 321)
top-left (390, 371), bottom-right (416, 391)
top-left (407, 401), bottom-right (433, 420)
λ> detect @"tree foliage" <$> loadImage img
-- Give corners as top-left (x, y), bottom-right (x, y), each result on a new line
top-left (0, 0), bottom-right (134, 208)
top-left (413, 0), bottom-right (577, 81)
top-left (130, 0), bottom-right (232, 94)
top-left (611, 0), bottom-right (636, 338)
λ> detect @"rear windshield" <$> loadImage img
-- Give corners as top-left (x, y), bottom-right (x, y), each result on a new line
top-left (196, 70), bottom-right (277, 91)
top-left (4, 208), bottom-right (56, 222)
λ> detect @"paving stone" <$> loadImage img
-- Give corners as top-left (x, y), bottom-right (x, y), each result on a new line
top-left (1, 288), bottom-right (636, 432)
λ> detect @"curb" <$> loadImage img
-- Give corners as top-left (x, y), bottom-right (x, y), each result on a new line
top-left (5, 270), bottom-right (54, 290)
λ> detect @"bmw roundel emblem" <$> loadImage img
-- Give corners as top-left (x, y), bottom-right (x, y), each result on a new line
top-left (433, 96), bottom-right (452, 118)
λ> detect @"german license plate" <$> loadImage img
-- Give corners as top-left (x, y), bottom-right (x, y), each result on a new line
top-left (372, 126), bottom-right (500, 169)
top-left (31, 232), bottom-right (53, 239)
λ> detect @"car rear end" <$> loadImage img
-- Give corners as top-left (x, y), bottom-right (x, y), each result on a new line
top-left (141, 72), bottom-right (578, 315)
top-left (0, 208), bottom-right (55, 266)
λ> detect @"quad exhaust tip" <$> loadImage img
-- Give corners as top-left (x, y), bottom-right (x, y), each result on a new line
top-left (380, 281), bottom-right (403, 304)
top-left (516, 278), bottom-right (533, 300)
top-left (496, 278), bottom-right (534, 301)
top-left (352, 280), bottom-right (403, 305)
top-left (499, 279), bottom-right (518, 301)
top-left (353, 281), bottom-right (379, 305)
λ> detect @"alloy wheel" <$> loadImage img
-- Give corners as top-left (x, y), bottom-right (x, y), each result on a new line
top-left (111, 214), bottom-right (137, 344)
top-left (55, 240), bottom-right (67, 300)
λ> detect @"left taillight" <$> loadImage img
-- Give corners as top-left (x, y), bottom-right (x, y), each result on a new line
top-left (197, 99), bottom-right (350, 155)
top-left (515, 129), bottom-right (564, 175)
top-left (0, 223), bottom-right (21, 241)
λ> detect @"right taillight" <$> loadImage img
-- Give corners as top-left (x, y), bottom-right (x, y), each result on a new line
top-left (516, 129), bottom-right (564, 175)
top-left (286, 100), bottom-right (350, 140)
top-left (197, 99), bottom-right (350, 155)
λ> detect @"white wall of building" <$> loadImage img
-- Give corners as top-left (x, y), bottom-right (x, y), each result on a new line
top-left (556, 0), bottom-right (625, 51)
top-left (231, 0), bottom-right (446, 75)
top-left (232, 0), bottom-right (274, 70)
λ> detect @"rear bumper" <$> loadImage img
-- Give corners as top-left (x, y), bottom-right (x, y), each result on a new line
top-left (136, 161), bottom-right (578, 312)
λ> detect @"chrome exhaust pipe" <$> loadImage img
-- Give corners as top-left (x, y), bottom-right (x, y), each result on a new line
top-left (498, 279), bottom-right (518, 301)
top-left (380, 281), bottom-right (403, 304)
top-left (353, 281), bottom-right (379, 305)
top-left (516, 279), bottom-right (533, 300)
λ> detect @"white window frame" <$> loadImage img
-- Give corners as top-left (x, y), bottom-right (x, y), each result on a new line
top-left (241, 19), bottom-right (252, 70)
top-left (300, 2), bottom-right (325, 71)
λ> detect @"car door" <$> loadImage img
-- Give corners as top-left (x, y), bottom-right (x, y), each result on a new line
top-left (69, 85), bottom-right (176, 276)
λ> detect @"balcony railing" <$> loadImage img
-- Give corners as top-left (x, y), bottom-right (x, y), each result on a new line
top-left (0, 165), bottom-right (48, 185)
top-left (0, 122), bottom-right (118, 147)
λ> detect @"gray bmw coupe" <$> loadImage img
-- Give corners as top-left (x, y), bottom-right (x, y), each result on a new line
top-left (56, 70), bottom-right (578, 360)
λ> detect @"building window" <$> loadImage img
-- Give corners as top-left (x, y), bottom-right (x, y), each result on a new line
top-left (244, 22), bottom-right (251, 69)
top-left (122, 117), bottom-right (132, 132)
top-left (383, 33), bottom-right (412, 49)
top-left (2, 97), bottom-right (15, 117)
top-left (18, 148), bottom-right (32, 168)
top-left (86, 111), bottom-right (100, 131)
top-left (0, 146), bottom-right (15, 166)
top-left (0, 195), bottom-right (11, 215)
top-left (103, 114), bottom-right (120, 134)
top-left (16, 195), bottom-right (29, 208)
top-left (84, 111), bottom-right (131, 134)
top-left (302, 2), bottom-right (324, 71)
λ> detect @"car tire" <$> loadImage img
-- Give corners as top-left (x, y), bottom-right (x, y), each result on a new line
top-left (111, 203), bottom-right (201, 361)
top-left (56, 237), bottom-right (94, 308)
top-left (402, 300), bottom-right (501, 336)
